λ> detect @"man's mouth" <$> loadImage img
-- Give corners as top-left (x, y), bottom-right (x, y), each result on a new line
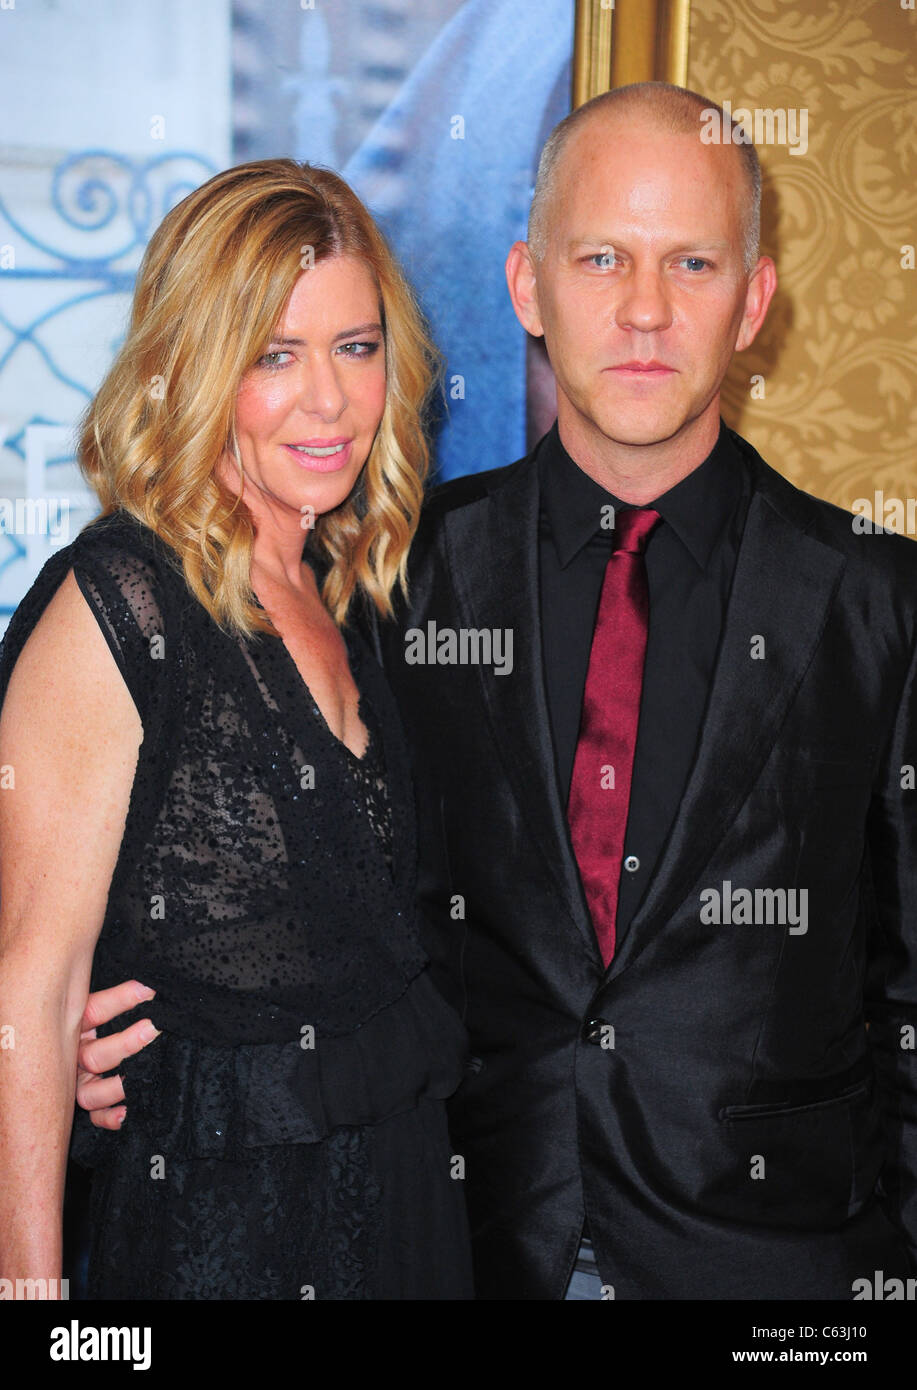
top-left (610, 361), bottom-right (675, 373)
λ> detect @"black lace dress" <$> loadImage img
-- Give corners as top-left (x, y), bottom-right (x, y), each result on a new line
top-left (0, 510), bottom-right (473, 1300)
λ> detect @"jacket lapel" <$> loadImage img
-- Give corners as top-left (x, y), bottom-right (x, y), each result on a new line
top-left (609, 461), bottom-right (847, 979)
top-left (440, 459), bottom-right (597, 954)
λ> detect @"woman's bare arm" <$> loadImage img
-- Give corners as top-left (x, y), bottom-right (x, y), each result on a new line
top-left (0, 570), bottom-right (142, 1292)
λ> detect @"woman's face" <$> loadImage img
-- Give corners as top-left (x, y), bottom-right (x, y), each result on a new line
top-left (231, 253), bottom-right (387, 529)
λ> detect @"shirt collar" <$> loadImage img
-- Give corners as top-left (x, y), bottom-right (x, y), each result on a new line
top-left (538, 419), bottom-right (745, 571)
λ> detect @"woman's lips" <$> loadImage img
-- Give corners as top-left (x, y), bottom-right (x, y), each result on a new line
top-left (284, 439), bottom-right (354, 472)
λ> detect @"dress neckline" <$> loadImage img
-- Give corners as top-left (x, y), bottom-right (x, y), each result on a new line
top-left (250, 588), bottom-right (373, 766)
top-left (270, 625), bottom-right (374, 767)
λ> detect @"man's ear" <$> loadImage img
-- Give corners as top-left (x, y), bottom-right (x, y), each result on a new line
top-left (735, 254), bottom-right (777, 352)
top-left (506, 241), bottom-right (545, 338)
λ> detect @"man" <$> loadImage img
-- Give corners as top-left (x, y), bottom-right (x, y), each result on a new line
top-left (77, 83), bottom-right (917, 1299)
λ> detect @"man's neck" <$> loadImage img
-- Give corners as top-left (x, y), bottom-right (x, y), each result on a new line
top-left (557, 408), bottom-right (721, 504)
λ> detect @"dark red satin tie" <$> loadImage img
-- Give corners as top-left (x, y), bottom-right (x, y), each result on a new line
top-left (567, 508), bottom-right (661, 966)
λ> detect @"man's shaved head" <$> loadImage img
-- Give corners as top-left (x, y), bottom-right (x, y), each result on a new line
top-left (528, 82), bottom-right (762, 273)
top-left (506, 77), bottom-right (778, 487)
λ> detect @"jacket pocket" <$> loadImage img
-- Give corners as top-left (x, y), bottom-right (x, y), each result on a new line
top-left (719, 1076), bottom-right (871, 1123)
top-left (709, 1070), bottom-right (882, 1230)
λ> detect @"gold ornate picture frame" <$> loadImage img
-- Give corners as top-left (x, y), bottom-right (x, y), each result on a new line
top-left (573, 0), bottom-right (691, 105)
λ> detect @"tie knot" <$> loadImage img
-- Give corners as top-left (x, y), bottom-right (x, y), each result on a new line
top-left (614, 507), bottom-right (661, 554)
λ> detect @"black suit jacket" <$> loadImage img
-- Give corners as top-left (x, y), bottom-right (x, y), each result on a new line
top-left (377, 427), bottom-right (917, 1300)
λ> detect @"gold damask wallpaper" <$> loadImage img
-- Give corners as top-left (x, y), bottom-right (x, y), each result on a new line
top-left (689, 0), bottom-right (916, 528)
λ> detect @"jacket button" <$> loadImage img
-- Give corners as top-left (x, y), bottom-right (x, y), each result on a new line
top-left (582, 1018), bottom-right (608, 1045)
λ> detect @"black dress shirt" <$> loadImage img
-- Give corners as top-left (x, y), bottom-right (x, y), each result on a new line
top-left (538, 419), bottom-right (751, 940)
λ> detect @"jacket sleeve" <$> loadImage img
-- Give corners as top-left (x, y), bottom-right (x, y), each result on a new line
top-left (864, 624), bottom-right (917, 1269)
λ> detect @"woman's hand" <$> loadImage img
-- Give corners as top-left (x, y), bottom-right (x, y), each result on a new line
top-left (76, 980), bottom-right (160, 1129)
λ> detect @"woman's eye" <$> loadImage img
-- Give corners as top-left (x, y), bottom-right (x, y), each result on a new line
top-left (337, 340), bottom-right (381, 358)
top-left (258, 350), bottom-right (292, 368)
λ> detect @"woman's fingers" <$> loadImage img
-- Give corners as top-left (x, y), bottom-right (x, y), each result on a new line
top-left (76, 1070), bottom-right (126, 1113)
top-left (90, 1104), bottom-right (127, 1132)
top-left (78, 980), bottom-right (155, 1033)
top-left (76, 1016), bottom-right (161, 1083)
top-left (75, 1001), bottom-right (160, 1132)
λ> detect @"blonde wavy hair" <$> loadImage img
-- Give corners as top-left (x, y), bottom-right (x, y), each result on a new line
top-left (79, 159), bottom-right (439, 634)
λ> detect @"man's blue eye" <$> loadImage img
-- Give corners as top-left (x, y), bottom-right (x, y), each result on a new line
top-left (681, 257), bottom-right (708, 272)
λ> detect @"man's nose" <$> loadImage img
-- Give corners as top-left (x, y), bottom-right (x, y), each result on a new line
top-left (614, 268), bottom-right (673, 334)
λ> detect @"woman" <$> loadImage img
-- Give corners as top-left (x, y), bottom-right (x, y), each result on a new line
top-left (0, 160), bottom-right (473, 1299)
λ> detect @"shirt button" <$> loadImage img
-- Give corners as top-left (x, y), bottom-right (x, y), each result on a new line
top-left (582, 1018), bottom-right (608, 1045)
top-left (624, 854), bottom-right (640, 872)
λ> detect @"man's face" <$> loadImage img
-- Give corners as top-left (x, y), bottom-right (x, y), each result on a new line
top-left (514, 114), bottom-right (771, 464)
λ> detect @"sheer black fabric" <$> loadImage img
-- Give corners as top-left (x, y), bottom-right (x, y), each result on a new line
top-left (0, 511), bottom-right (473, 1299)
